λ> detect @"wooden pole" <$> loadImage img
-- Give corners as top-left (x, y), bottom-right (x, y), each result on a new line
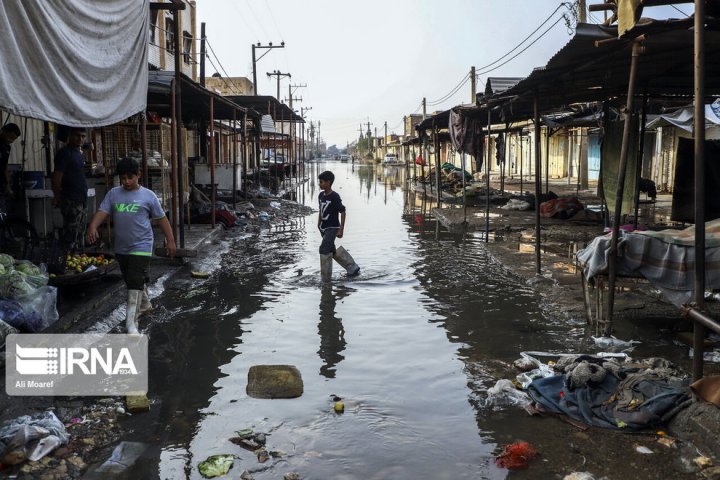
top-left (605, 40), bottom-right (643, 335)
top-left (209, 96), bottom-right (215, 228)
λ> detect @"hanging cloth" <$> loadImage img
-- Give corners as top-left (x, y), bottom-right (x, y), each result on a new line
top-left (0, 1), bottom-right (149, 127)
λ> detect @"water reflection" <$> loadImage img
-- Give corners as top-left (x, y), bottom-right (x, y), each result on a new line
top-left (317, 284), bottom-right (351, 378)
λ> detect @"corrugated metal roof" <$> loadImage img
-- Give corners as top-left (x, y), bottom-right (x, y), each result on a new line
top-left (484, 77), bottom-right (524, 96)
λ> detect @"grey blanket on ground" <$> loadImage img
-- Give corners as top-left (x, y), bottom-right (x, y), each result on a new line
top-left (576, 219), bottom-right (720, 305)
top-left (527, 367), bottom-right (690, 430)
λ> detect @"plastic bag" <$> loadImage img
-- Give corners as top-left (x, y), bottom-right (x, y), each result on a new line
top-left (14, 260), bottom-right (48, 289)
top-left (18, 286), bottom-right (59, 332)
top-left (0, 253), bottom-right (14, 268)
top-left (0, 411), bottom-right (68, 460)
top-left (0, 299), bottom-right (42, 332)
top-left (0, 270), bottom-right (37, 299)
top-left (485, 379), bottom-right (532, 409)
top-left (0, 318), bottom-right (18, 346)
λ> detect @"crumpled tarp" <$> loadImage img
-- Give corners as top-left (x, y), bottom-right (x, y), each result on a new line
top-left (527, 364), bottom-right (689, 430)
top-left (0, 1), bottom-right (149, 126)
top-left (576, 219), bottom-right (720, 305)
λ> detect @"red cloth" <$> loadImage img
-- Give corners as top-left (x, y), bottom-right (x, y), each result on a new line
top-left (495, 442), bottom-right (538, 470)
top-left (540, 197), bottom-right (584, 219)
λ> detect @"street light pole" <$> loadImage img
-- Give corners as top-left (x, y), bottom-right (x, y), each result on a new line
top-left (251, 41), bottom-right (285, 95)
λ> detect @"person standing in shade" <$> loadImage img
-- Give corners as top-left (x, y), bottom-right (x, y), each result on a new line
top-left (0, 123), bottom-right (20, 194)
top-left (86, 157), bottom-right (176, 333)
top-left (52, 126), bottom-right (88, 250)
top-left (0, 123), bottom-right (21, 213)
top-left (317, 170), bottom-right (360, 282)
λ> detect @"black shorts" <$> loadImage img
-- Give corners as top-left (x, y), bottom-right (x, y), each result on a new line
top-left (116, 254), bottom-right (150, 290)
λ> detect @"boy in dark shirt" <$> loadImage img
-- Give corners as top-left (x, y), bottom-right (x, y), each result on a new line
top-left (317, 170), bottom-right (359, 281)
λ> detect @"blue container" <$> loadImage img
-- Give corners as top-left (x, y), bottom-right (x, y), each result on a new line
top-left (22, 171), bottom-right (44, 190)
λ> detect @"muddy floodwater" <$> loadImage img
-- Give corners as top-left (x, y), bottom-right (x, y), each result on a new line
top-left (125, 161), bottom-right (697, 479)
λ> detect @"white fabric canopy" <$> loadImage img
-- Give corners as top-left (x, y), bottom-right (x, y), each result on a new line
top-left (646, 102), bottom-right (720, 132)
top-left (0, 0), bottom-right (149, 127)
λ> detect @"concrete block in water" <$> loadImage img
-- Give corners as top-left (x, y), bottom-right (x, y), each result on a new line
top-left (246, 365), bottom-right (303, 399)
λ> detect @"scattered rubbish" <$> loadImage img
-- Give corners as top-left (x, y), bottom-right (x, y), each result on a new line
top-left (191, 271), bottom-right (211, 279)
top-left (258, 211), bottom-right (270, 222)
top-left (256, 449), bottom-right (270, 463)
top-left (246, 365), bottom-right (304, 399)
top-left (495, 442), bottom-right (538, 469)
top-left (230, 429), bottom-right (266, 451)
top-left (635, 445), bottom-right (654, 454)
top-left (89, 441), bottom-right (148, 476)
top-left (125, 395), bottom-right (150, 413)
top-left (485, 379), bottom-right (532, 409)
top-left (563, 473), bottom-right (595, 480)
top-left (240, 471), bottom-right (254, 480)
top-left (334, 401), bottom-right (345, 413)
top-left (516, 365), bottom-right (554, 389)
top-left (694, 456), bottom-right (713, 469)
top-left (657, 436), bottom-right (676, 448)
top-left (257, 187), bottom-right (272, 198)
top-left (691, 376), bottom-right (720, 407)
top-left (0, 411), bottom-right (68, 462)
top-left (689, 349), bottom-right (720, 363)
top-left (269, 201), bottom-right (282, 209)
top-left (591, 336), bottom-right (640, 350)
top-left (513, 357), bottom-right (539, 372)
top-left (198, 454), bottom-right (234, 478)
top-left (284, 473), bottom-right (301, 480)
top-left (0, 318), bottom-right (18, 347)
top-left (500, 199), bottom-right (531, 211)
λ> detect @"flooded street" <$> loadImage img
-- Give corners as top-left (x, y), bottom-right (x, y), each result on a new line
top-left (127, 161), bottom-right (695, 479)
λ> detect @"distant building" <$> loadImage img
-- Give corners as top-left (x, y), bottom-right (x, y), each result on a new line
top-left (204, 76), bottom-right (255, 96)
top-left (404, 114), bottom-right (423, 137)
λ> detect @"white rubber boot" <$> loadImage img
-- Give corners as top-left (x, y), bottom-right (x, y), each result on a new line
top-left (126, 289), bottom-right (142, 334)
top-left (139, 285), bottom-right (153, 316)
top-left (333, 246), bottom-right (360, 276)
top-left (320, 253), bottom-right (334, 282)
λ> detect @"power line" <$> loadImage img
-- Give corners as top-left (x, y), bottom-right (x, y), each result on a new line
top-left (427, 72), bottom-right (471, 106)
top-left (671, 5), bottom-right (690, 17)
top-left (205, 39), bottom-right (248, 94)
top-left (474, 3), bottom-right (567, 73)
top-left (476, 14), bottom-right (565, 77)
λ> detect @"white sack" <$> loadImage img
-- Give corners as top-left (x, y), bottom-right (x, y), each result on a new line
top-left (0, 0), bottom-right (149, 126)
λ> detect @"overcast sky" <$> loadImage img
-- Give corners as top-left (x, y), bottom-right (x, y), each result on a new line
top-left (195, 1), bottom-right (692, 148)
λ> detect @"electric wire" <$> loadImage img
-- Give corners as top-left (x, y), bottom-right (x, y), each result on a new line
top-left (426, 73), bottom-right (471, 106)
top-left (205, 39), bottom-right (248, 94)
top-left (476, 14), bottom-right (565, 77)
top-left (671, 5), bottom-right (690, 17)
top-left (473, 3), bottom-right (567, 73)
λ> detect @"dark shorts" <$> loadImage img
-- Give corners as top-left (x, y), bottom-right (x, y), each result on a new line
top-left (116, 254), bottom-right (150, 290)
top-left (319, 228), bottom-right (338, 255)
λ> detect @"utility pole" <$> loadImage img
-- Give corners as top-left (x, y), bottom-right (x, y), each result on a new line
top-left (317, 121), bottom-right (321, 155)
top-left (252, 42), bottom-right (285, 95)
top-left (422, 97), bottom-right (427, 120)
top-left (384, 121), bottom-right (388, 157)
top-left (267, 70), bottom-right (291, 100)
top-left (470, 66), bottom-right (476, 104)
top-left (578, 0), bottom-right (587, 23)
top-left (366, 121), bottom-right (373, 155)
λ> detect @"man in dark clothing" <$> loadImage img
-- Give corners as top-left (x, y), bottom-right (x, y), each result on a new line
top-left (0, 123), bottom-right (21, 197)
top-left (317, 170), bottom-right (359, 281)
top-left (52, 126), bottom-right (88, 250)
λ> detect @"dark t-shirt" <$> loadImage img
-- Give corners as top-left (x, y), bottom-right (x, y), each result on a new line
top-left (0, 143), bottom-right (10, 191)
top-left (54, 146), bottom-right (88, 203)
top-left (318, 190), bottom-right (346, 232)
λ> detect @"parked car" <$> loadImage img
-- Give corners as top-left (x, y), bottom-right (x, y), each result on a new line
top-left (383, 153), bottom-right (401, 165)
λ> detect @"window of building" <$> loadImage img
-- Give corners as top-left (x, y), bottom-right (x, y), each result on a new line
top-left (165, 17), bottom-right (175, 53)
top-left (149, 10), bottom-right (158, 44)
top-left (183, 31), bottom-right (192, 65)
